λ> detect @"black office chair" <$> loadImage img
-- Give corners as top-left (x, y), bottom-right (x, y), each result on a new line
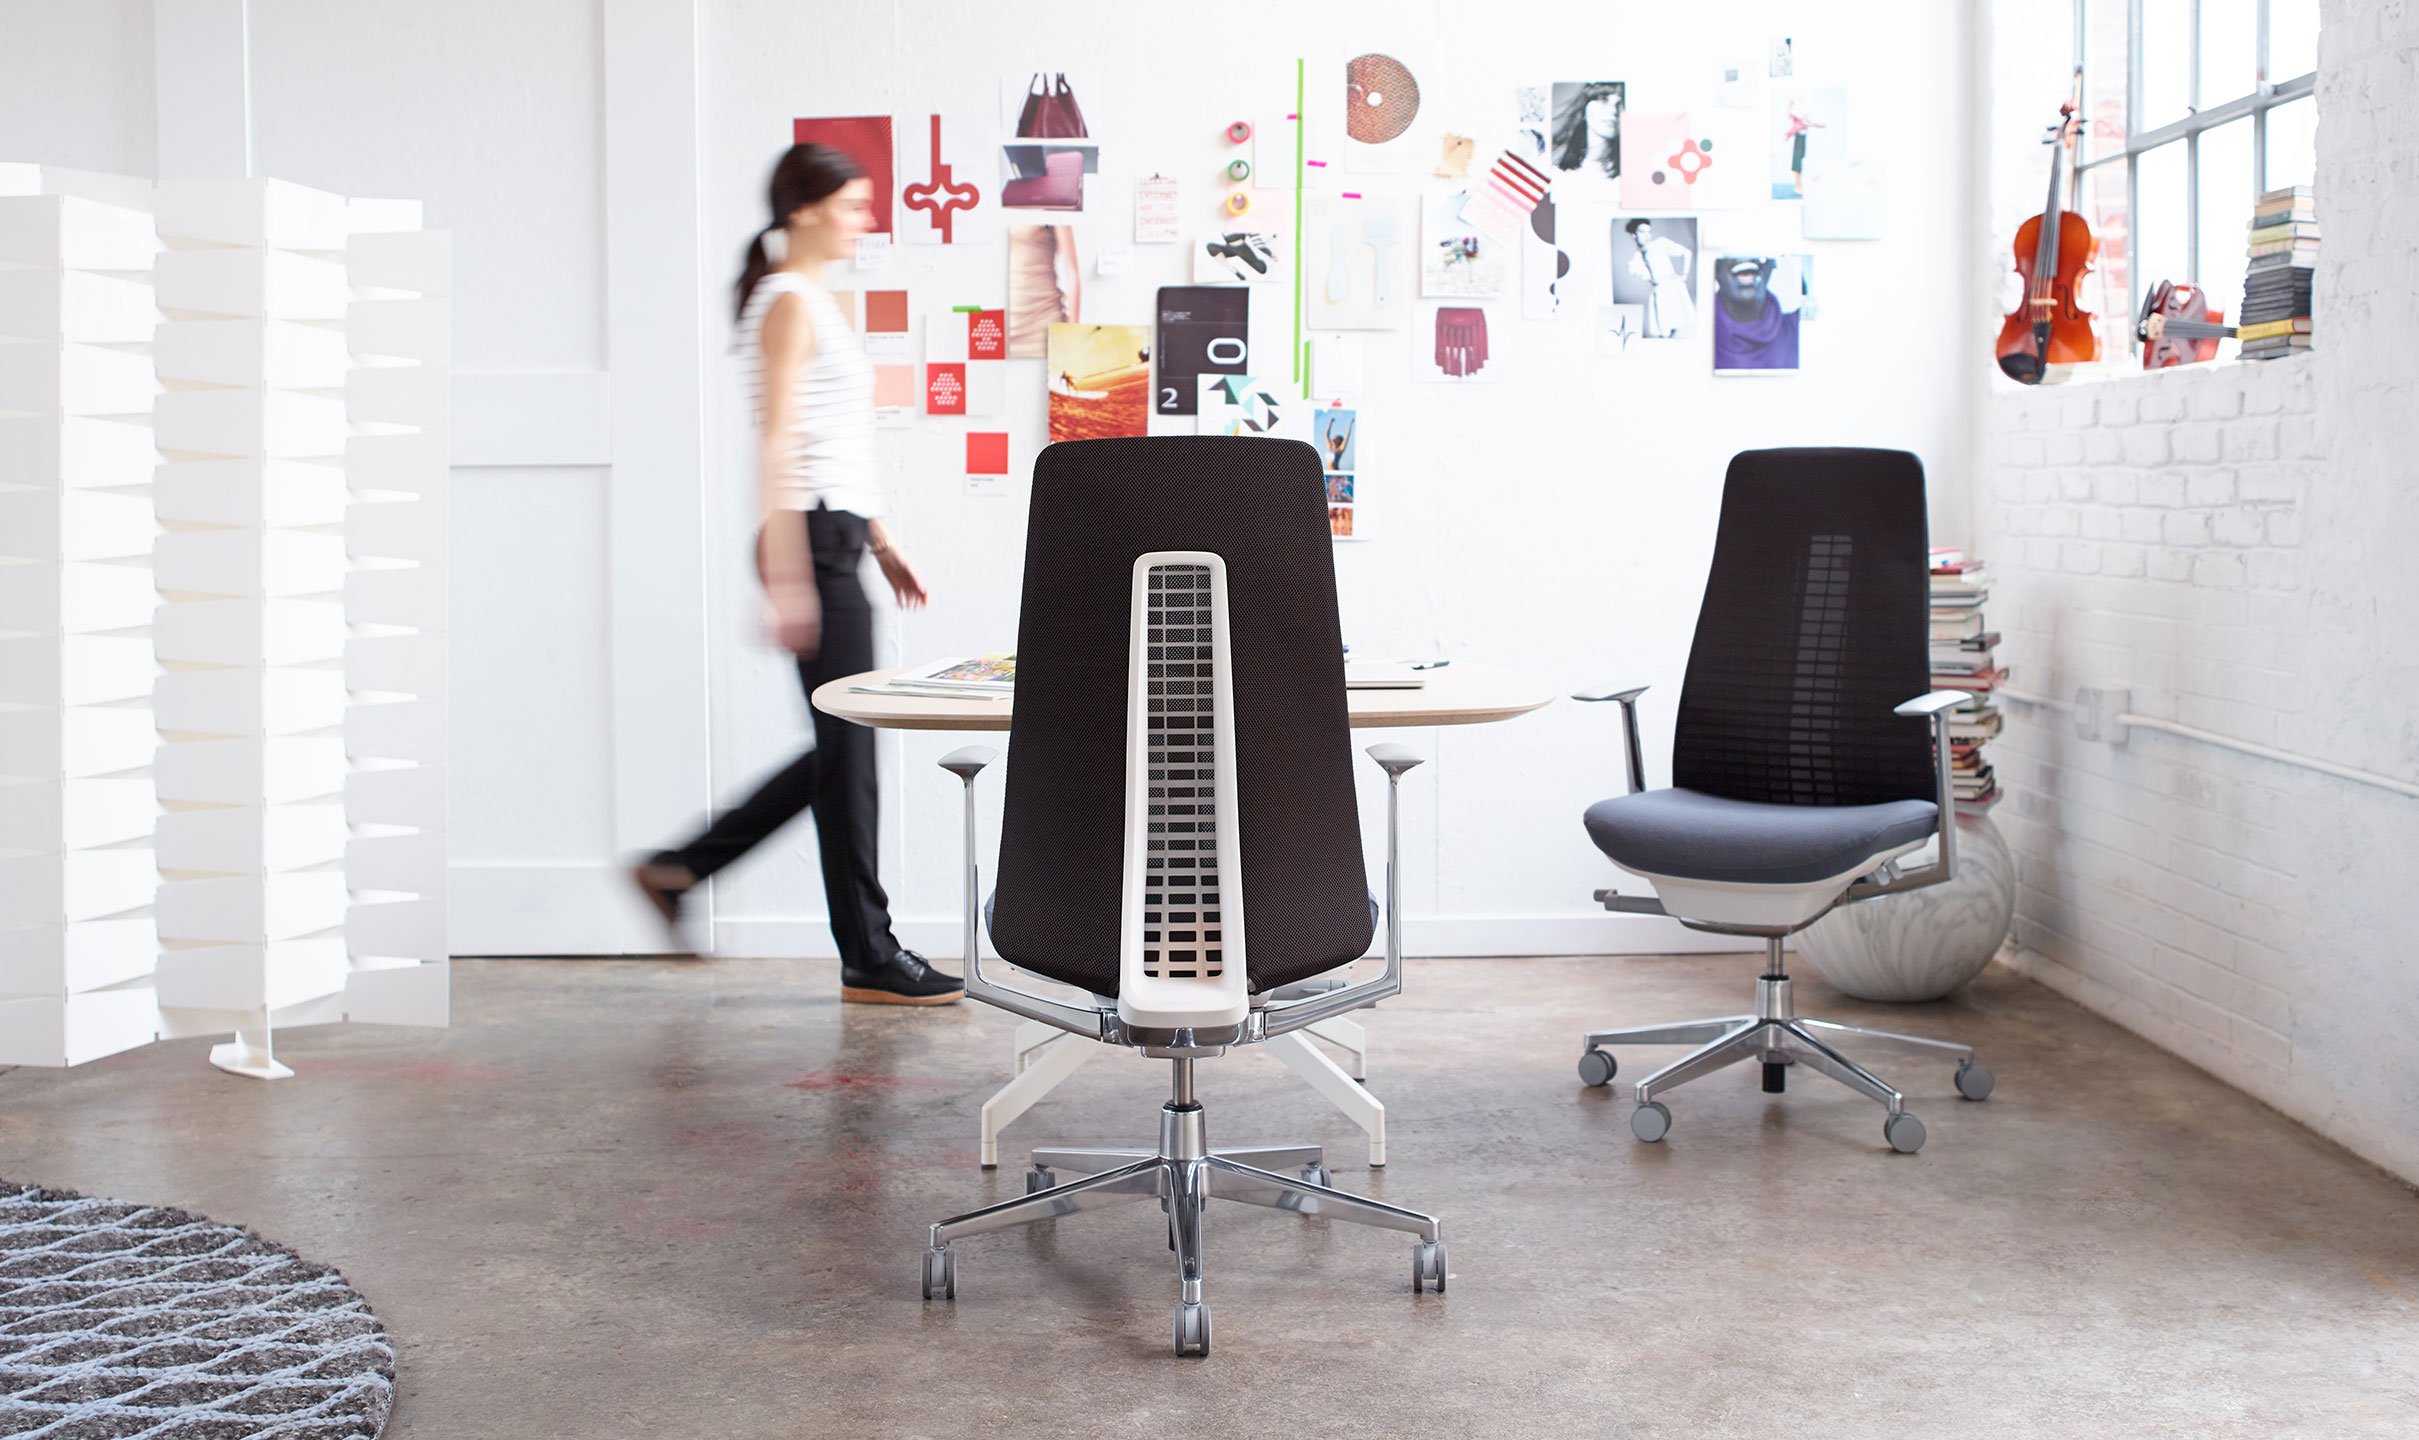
top-left (921, 436), bottom-right (1444, 1356)
top-left (1574, 448), bottom-right (1995, 1153)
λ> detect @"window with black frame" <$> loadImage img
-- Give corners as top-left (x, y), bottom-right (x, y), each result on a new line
top-left (2072, 0), bottom-right (2318, 362)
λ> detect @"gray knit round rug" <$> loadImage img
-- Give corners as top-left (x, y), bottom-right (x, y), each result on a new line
top-left (0, 1182), bottom-right (393, 1438)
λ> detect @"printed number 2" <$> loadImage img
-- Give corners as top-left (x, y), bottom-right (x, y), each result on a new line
top-left (1160, 386), bottom-right (1180, 410)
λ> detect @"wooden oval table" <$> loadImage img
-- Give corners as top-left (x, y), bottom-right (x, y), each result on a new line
top-left (811, 659), bottom-right (1556, 1168)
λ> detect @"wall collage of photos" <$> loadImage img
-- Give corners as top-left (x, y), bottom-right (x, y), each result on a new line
top-left (792, 37), bottom-right (1882, 541)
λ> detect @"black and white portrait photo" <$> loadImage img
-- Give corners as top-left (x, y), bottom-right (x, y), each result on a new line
top-left (1610, 215), bottom-right (1697, 338)
top-left (1549, 81), bottom-right (1625, 186)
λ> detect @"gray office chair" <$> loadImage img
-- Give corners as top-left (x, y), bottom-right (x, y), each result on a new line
top-left (921, 436), bottom-right (1445, 1357)
top-left (1574, 447), bottom-right (1995, 1154)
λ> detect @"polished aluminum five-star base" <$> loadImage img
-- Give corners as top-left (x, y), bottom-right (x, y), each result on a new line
top-left (1578, 939), bottom-right (1994, 1154)
top-left (921, 1059), bottom-right (1446, 1357)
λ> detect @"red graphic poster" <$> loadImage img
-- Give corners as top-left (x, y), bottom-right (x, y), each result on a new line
top-left (792, 116), bottom-right (896, 236)
top-left (967, 308), bottom-right (1006, 359)
top-left (925, 362), bottom-right (967, 416)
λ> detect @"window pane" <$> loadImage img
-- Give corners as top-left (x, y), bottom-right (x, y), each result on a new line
top-left (2080, 162), bottom-right (2135, 360)
top-left (2135, 142), bottom-right (2191, 336)
top-left (2082, 0), bottom-right (2130, 164)
top-left (2196, 118), bottom-right (2253, 356)
top-left (2265, 95), bottom-right (2317, 192)
top-left (2200, 0), bottom-right (2258, 105)
top-left (2269, 0), bottom-right (2319, 81)
top-left (2140, 0), bottom-right (2192, 130)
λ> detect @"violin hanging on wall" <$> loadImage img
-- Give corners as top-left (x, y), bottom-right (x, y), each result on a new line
top-left (1996, 69), bottom-right (2099, 383)
top-left (2136, 279), bottom-right (2236, 368)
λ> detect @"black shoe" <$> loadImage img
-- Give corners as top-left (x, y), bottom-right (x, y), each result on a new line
top-left (630, 861), bottom-right (700, 958)
top-left (841, 950), bottom-right (965, 1006)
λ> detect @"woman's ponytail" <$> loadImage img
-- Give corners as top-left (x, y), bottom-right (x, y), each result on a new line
top-left (734, 144), bottom-right (865, 322)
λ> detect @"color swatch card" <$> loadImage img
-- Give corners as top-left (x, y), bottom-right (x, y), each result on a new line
top-left (862, 290), bottom-right (912, 359)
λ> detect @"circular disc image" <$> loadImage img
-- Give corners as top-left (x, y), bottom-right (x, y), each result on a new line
top-left (1345, 54), bottom-right (1421, 144)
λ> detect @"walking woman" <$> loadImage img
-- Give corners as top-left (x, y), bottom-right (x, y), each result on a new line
top-left (632, 144), bottom-right (962, 1005)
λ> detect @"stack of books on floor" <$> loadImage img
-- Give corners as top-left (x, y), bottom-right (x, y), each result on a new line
top-left (1929, 548), bottom-right (2003, 811)
top-left (2240, 185), bottom-right (2315, 360)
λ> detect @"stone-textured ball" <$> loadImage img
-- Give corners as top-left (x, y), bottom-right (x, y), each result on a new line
top-left (1798, 813), bottom-right (2015, 1002)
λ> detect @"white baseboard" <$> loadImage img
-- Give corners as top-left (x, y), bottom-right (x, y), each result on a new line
top-left (452, 862), bottom-right (1766, 959)
top-left (709, 911), bottom-right (1758, 961)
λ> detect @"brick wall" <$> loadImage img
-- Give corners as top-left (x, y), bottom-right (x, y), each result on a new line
top-left (1975, 0), bottom-right (2419, 1183)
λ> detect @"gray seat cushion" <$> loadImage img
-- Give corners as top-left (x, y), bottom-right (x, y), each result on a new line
top-left (1582, 788), bottom-right (1938, 886)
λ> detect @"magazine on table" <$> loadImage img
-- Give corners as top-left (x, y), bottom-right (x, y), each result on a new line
top-left (854, 654), bottom-right (1017, 699)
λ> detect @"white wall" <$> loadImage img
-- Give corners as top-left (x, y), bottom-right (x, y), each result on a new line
top-left (695, 0), bottom-right (1981, 958)
top-left (4, 2), bottom-right (1979, 959)
top-left (1975, 0), bottom-right (2419, 1183)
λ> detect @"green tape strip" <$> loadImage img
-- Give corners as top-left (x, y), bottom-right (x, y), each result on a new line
top-left (1293, 55), bottom-right (1306, 395)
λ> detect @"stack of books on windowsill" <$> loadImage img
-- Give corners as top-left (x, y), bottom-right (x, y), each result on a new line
top-left (1929, 547), bottom-right (2003, 811)
top-left (2240, 185), bottom-right (2315, 360)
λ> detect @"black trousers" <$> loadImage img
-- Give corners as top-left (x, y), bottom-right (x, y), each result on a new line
top-left (656, 506), bottom-right (900, 971)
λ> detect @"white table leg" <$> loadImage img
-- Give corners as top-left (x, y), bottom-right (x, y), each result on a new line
top-left (1011, 1017), bottom-right (1058, 1072)
top-left (1303, 1015), bottom-right (1367, 1079)
top-left (1266, 1031), bottom-right (1386, 1168)
top-left (980, 1033), bottom-right (1097, 1168)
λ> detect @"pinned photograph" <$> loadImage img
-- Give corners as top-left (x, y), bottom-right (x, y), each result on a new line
top-left (792, 116), bottom-right (896, 236)
top-left (1771, 87), bottom-right (1847, 200)
top-left (1046, 323), bottom-right (1151, 440)
top-left (1193, 230), bottom-right (1285, 285)
top-left (1548, 82), bottom-right (1626, 187)
top-left (1312, 406), bottom-right (1357, 472)
top-left (1416, 301), bottom-right (1497, 382)
top-left (1000, 72), bottom-right (1099, 213)
top-left (1006, 224), bottom-right (1081, 357)
top-left (1610, 216), bottom-right (1698, 338)
top-left (1712, 254), bottom-right (1814, 374)
top-left (1421, 191), bottom-right (1507, 298)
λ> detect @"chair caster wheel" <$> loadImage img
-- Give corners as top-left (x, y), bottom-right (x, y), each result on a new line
top-left (1577, 1048), bottom-right (1618, 1088)
top-left (1631, 1101), bottom-right (1672, 1143)
top-left (1025, 1165), bottom-right (1055, 1194)
top-left (919, 1245), bottom-right (956, 1301)
top-left (1956, 1059), bottom-right (1995, 1101)
top-left (1762, 1061), bottom-right (1787, 1093)
top-left (1174, 1300), bottom-right (1212, 1356)
top-left (1413, 1238), bottom-right (1448, 1293)
top-left (1300, 1162), bottom-right (1331, 1187)
top-left (1885, 1112), bottom-right (1927, 1154)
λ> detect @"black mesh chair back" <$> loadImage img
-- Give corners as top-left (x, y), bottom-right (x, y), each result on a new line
top-left (989, 436), bottom-right (1372, 998)
top-left (1671, 448), bottom-right (1936, 808)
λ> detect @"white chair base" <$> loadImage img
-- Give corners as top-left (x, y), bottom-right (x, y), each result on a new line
top-left (985, 1014), bottom-right (1383, 1168)
top-left (928, 1058), bottom-right (1443, 1357)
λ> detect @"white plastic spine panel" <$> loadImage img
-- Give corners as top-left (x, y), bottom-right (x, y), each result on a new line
top-left (150, 179), bottom-right (355, 1079)
top-left (1117, 553), bottom-right (1249, 1033)
top-left (340, 200), bottom-right (450, 1027)
top-left (0, 166), bottom-right (165, 1065)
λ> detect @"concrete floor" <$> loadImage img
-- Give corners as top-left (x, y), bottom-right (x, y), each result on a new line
top-left (2, 956), bottom-right (2414, 1438)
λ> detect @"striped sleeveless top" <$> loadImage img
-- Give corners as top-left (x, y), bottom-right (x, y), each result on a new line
top-left (739, 271), bottom-right (885, 517)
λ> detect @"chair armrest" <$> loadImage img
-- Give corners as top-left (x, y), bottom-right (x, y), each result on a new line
top-left (1893, 690), bottom-right (1972, 719)
top-left (1573, 683), bottom-right (1651, 794)
top-left (936, 750), bottom-right (1106, 1040)
top-left (1260, 744), bottom-right (1424, 1037)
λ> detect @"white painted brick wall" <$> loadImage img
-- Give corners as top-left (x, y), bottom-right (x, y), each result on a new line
top-left (1973, 0), bottom-right (2419, 1184)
